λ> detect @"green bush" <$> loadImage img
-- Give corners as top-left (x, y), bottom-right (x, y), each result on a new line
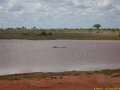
top-left (86, 72), bottom-right (93, 75)
top-left (94, 69), bottom-right (120, 76)
top-left (40, 31), bottom-right (47, 36)
top-left (48, 32), bottom-right (53, 35)
top-left (22, 33), bottom-right (29, 35)
top-left (119, 32), bottom-right (120, 37)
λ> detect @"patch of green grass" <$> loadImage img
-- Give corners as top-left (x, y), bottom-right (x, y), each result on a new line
top-left (85, 72), bottom-right (93, 75)
top-left (94, 69), bottom-right (120, 76)
top-left (38, 74), bottom-right (48, 78)
top-left (111, 73), bottom-right (120, 77)
top-left (0, 73), bottom-right (48, 80)
top-left (0, 76), bottom-right (21, 80)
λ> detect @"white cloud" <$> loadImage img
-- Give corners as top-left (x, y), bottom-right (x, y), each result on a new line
top-left (98, 0), bottom-right (110, 6)
top-left (0, 0), bottom-right (119, 16)
top-left (0, 0), bottom-right (120, 28)
top-left (0, 0), bottom-right (48, 14)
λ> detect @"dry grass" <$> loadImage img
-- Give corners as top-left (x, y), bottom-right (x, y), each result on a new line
top-left (0, 29), bottom-right (120, 40)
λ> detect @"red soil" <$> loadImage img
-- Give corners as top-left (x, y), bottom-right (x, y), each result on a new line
top-left (0, 73), bottom-right (120, 90)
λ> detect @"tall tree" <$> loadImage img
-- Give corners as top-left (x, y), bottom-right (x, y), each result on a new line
top-left (93, 24), bottom-right (101, 29)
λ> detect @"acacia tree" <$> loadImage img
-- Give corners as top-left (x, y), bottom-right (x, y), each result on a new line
top-left (93, 24), bottom-right (101, 29)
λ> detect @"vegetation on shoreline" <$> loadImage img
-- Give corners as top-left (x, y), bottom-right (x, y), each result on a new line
top-left (0, 69), bottom-right (119, 80)
top-left (0, 28), bottom-right (120, 40)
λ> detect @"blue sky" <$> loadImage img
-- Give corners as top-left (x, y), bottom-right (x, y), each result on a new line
top-left (0, 0), bottom-right (120, 28)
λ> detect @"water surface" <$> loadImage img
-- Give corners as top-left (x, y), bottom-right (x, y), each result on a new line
top-left (0, 40), bottom-right (120, 75)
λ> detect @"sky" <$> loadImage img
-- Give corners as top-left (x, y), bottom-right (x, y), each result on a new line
top-left (0, 0), bottom-right (120, 28)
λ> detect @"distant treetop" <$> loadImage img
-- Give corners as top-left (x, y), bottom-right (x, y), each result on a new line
top-left (93, 24), bottom-right (101, 29)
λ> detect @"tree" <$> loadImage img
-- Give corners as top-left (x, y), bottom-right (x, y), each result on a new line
top-left (33, 27), bottom-right (36, 29)
top-left (31, 27), bottom-right (36, 30)
top-left (93, 24), bottom-right (101, 29)
top-left (22, 27), bottom-right (26, 30)
top-left (0, 28), bottom-right (3, 31)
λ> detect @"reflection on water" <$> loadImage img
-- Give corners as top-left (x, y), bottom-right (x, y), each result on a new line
top-left (0, 40), bottom-right (120, 75)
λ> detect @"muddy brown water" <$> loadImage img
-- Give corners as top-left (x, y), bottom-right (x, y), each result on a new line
top-left (0, 40), bottom-right (120, 75)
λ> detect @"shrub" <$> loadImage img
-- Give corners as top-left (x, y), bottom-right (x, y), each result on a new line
top-left (59, 76), bottom-right (63, 79)
top-left (86, 72), bottom-right (93, 75)
top-left (94, 69), bottom-right (120, 76)
top-left (48, 32), bottom-right (53, 35)
top-left (96, 31), bottom-right (100, 33)
top-left (119, 32), bottom-right (120, 37)
top-left (50, 76), bottom-right (57, 79)
top-left (22, 33), bottom-right (29, 35)
top-left (0, 76), bottom-right (21, 80)
top-left (40, 31), bottom-right (47, 36)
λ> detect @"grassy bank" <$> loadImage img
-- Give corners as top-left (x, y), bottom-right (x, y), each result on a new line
top-left (0, 69), bottom-right (119, 80)
top-left (0, 29), bottom-right (120, 40)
